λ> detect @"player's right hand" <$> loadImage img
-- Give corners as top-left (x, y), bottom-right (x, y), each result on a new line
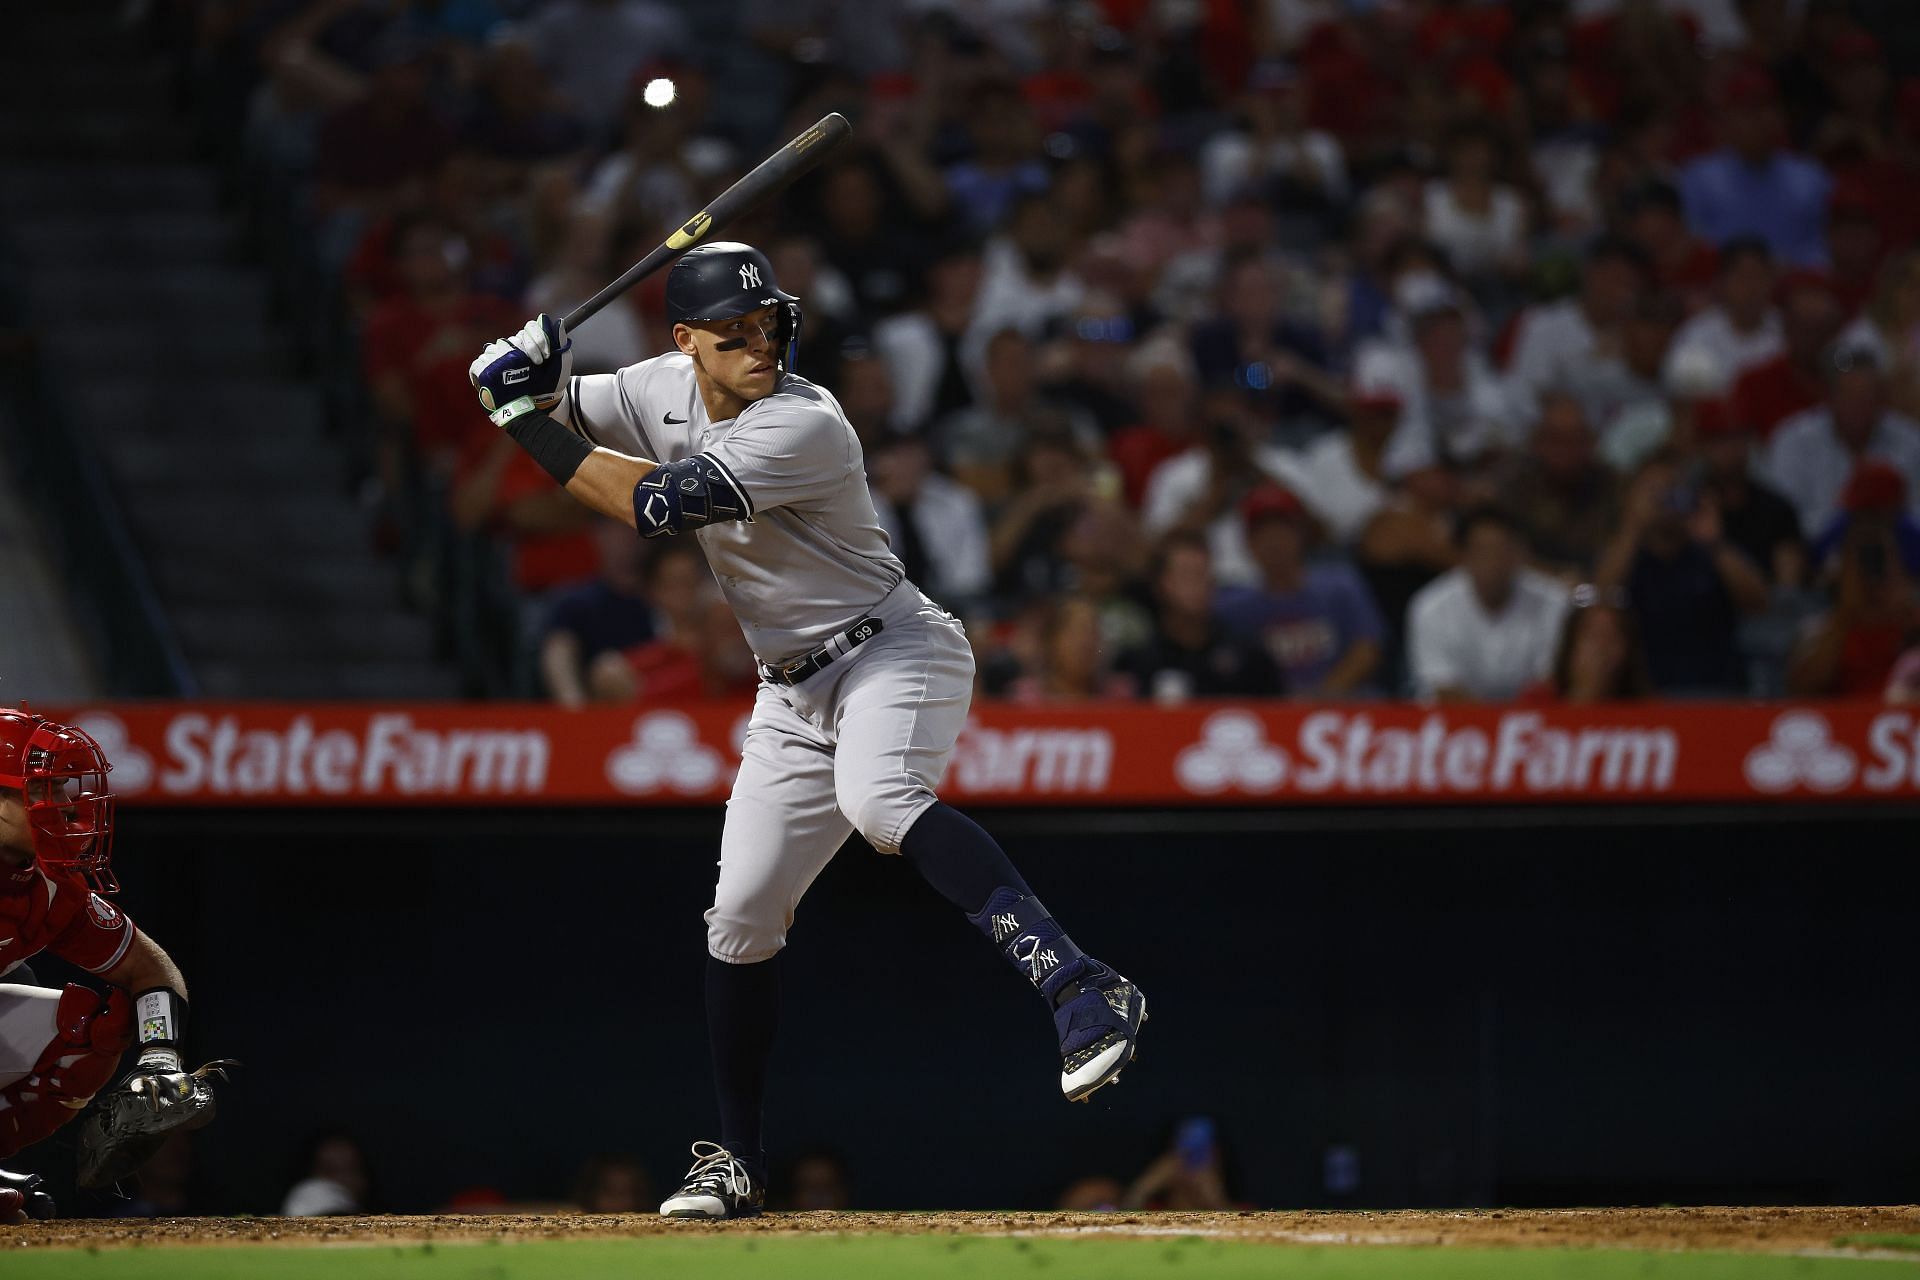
top-left (469, 314), bottom-right (573, 428)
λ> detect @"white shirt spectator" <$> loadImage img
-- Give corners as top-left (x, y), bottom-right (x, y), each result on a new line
top-left (1142, 445), bottom-right (1316, 586)
top-left (1356, 343), bottom-right (1520, 477)
top-left (1760, 407), bottom-right (1920, 536)
top-left (1407, 567), bottom-right (1571, 701)
top-left (968, 236), bottom-right (1084, 361)
top-left (1505, 297), bottom-right (1628, 423)
top-left (870, 473), bottom-right (991, 605)
top-left (1422, 181), bottom-right (1527, 280)
top-left (1200, 130), bottom-right (1349, 208)
top-left (1295, 431), bottom-right (1388, 545)
top-left (1569, 0), bottom-right (1750, 50)
top-left (1662, 306), bottom-right (1783, 392)
top-left (872, 310), bottom-right (976, 433)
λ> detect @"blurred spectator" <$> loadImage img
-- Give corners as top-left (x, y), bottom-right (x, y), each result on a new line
top-left (465, 40), bottom-right (589, 168)
top-left (540, 520), bottom-right (657, 708)
top-left (1663, 237), bottom-right (1782, 391)
top-left (943, 79), bottom-right (1049, 236)
top-left (1216, 486), bottom-right (1382, 698)
top-left (1838, 251), bottom-right (1920, 419)
top-left (1005, 595), bottom-right (1134, 702)
top-left (1789, 508), bottom-right (1920, 697)
top-left (1407, 507), bottom-right (1570, 702)
top-left (1293, 386), bottom-right (1396, 548)
top-left (1364, 281), bottom-right (1519, 480)
top-left (939, 329), bottom-right (1098, 505)
top-left (1826, 193), bottom-right (1886, 317)
top-left (971, 192), bottom-right (1086, 348)
top-left (453, 434), bottom-right (598, 595)
top-left (510, 0), bottom-right (691, 136)
top-left (599, 549), bottom-right (758, 701)
top-left (1728, 271), bottom-right (1847, 442)
top-left (1118, 531), bottom-right (1283, 703)
top-left (1039, 295), bottom-right (1146, 434)
top-left (1498, 392), bottom-right (1619, 577)
top-left (525, 206), bottom-right (649, 376)
top-left (1592, 291), bottom-right (1687, 473)
top-left (1622, 179), bottom-right (1719, 303)
top-left (361, 216), bottom-right (520, 484)
top-left (1678, 69), bottom-right (1830, 266)
top-left (1190, 254), bottom-right (1343, 430)
top-left (1142, 387), bottom-right (1314, 587)
top-left (868, 432), bottom-right (990, 613)
top-left (572, 1154), bottom-right (653, 1214)
top-left (1536, 585), bottom-right (1654, 703)
top-left (1506, 237), bottom-right (1649, 422)
top-left (1596, 451), bottom-right (1769, 693)
top-left (872, 237), bottom-right (984, 434)
top-left (1423, 121), bottom-right (1530, 291)
top-left (311, 36), bottom-right (456, 255)
top-left (990, 430), bottom-right (1098, 603)
top-left (1807, 461), bottom-right (1920, 581)
top-left (1762, 347), bottom-right (1920, 538)
top-left (1057, 1176), bottom-right (1125, 1212)
top-left (1695, 400), bottom-right (1805, 587)
top-left (576, 70), bottom-right (731, 248)
top-left (282, 1132), bottom-right (371, 1217)
top-left (777, 1149), bottom-right (853, 1212)
top-left (1110, 340), bottom-right (1202, 509)
top-left (1200, 58), bottom-right (1347, 212)
top-left (1121, 1117), bottom-right (1235, 1212)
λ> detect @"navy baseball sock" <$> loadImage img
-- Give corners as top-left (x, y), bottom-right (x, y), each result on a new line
top-left (705, 954), bottom-right (777, 1181)
top-left (900, 802), bottom-right (1032, 915)
top-left (902, 803), bottom-right (1091, 1006)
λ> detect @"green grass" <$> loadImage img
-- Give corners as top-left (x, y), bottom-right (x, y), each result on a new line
top-left (1840, 1236), bottom-right (1920, 1254)
top-left (10, 1236), bottom-right (1920, 1280)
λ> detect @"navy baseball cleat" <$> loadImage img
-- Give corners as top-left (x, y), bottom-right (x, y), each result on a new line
top-left (1053, 963), bottom-right (1148, 1102)
top-left (659, 1142), bottom-right (765, 1220)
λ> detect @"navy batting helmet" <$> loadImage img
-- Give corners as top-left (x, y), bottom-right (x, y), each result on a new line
top-left (664, 242), bottom-right (804, 371)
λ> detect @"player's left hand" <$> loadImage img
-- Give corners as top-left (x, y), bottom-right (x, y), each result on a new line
top-left (470, 314), bottom-right (572, 428)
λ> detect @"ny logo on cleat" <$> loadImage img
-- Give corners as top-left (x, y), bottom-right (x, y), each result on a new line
top-left (991, 913), bottom-right (1019, 942)
top-left (739, 262), bottom-right (762, 289)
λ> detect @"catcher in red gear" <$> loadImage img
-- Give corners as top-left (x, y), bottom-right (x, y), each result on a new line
top-left (0, 708), bottom-right (209, 1222)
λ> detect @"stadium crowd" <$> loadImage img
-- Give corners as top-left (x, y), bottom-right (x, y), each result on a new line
top-left (181, 0), bottom-right (1920, 703)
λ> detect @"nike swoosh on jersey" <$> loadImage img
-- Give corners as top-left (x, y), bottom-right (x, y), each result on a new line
top-left (665, 412), bottom-right (688, 424)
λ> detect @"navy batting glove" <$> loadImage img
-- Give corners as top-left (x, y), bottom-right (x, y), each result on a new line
top-left (469, 314), bottom-right (573, 427)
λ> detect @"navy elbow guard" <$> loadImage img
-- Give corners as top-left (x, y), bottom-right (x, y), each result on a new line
top-left (633, 453), bottom-right (752, 537)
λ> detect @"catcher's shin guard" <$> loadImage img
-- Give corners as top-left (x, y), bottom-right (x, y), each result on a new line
top-left (0, 1168), bottom-right (54, 1221)
top-left (0, 985), bottom-right (132, 1158)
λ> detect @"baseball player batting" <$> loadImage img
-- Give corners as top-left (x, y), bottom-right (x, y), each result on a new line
top-left (469, 243), bottom-right (1148, 1219)
top-left (0, 710), bottom-right (224, 1222)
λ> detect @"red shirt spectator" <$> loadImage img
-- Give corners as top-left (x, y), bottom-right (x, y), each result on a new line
top-left (1727, 271), bottom-right (1846, 441)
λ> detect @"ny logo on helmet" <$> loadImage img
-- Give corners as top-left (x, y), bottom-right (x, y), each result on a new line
top-left (739, 262), bottom-right (762, 290)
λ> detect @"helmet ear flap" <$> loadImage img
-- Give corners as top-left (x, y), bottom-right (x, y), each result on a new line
top-left (777, 300), bottom-right (804, 373)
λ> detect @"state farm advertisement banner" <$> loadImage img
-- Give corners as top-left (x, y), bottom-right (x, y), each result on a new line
top-left (41, 702), bottom-right (1920, 808)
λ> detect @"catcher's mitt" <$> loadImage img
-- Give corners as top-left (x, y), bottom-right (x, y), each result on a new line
top-left (75, 1060), bottom-right (235, 1188)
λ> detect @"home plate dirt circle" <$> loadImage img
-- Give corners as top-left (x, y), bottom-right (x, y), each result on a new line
top-left (6, 1206), bottom-right (1918, 1253)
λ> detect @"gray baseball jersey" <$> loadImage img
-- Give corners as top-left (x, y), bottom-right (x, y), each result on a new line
top-left (554, 352), bottom-right (904, 665)
top-left (557, 351), bottom-right (977, 961)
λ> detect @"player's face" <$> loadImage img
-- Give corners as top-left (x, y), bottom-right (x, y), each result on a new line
top-left (0, 787), bottom-right (30, 860)
top-left (679, 305), bottom-right (781, 405)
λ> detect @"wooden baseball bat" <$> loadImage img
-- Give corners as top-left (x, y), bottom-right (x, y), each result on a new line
top-left (561, 112), bottom-right (853, 332)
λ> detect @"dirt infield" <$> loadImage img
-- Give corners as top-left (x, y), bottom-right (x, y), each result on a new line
top-left (8, 1205), bottom-right (1918, 1254)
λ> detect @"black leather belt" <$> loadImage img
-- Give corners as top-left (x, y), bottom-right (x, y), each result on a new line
top-left (759, 616), bottom-right (884, 686)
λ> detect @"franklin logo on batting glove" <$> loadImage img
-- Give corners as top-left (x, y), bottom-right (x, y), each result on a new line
top-left (469, 314), bottom-right (573, 427)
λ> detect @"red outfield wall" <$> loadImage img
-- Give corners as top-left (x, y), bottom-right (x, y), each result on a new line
top-left (44, 701), bottom-right (1920, 807)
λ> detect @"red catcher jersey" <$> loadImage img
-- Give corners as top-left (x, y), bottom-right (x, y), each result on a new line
top-left (0, 860), bottom-right (137, 978)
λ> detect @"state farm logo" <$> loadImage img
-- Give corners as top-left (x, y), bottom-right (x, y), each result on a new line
top-left (68, 712), bottom-right (152, 795)
top-left (1744, 711), bottom-right (1856, 793)
top-left (1176, 712), bottom-right (1287, 794)
top-left (605, 712), bottom-right (728, 795)
top-left (948, 723), bottom-right (1112, 793)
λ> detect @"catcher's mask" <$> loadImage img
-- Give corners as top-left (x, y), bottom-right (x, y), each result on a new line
top-left (0, 708), bottom-right (117, 892)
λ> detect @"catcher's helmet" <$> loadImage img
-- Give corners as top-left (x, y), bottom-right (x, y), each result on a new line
top-left (0, 708), bottom-right (117, 891)
top-left (664, 241), bottom-right (804, 372)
